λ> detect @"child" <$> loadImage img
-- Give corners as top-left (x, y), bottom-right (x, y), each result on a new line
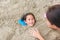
top-left (46, 4), bottom-right (60, 30)
top-left (18, 12), bottom-right (36, 27)
top-left (31, 4), bottom-right (60, 40)
top-left (18, 12), bottom-right (45, 40)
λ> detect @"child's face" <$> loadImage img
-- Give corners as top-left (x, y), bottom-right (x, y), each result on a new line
top-left (25, 15), bottom-right (35, 26)
top-left (46, 18), bottom-right (58, 30)
top-left (44, 14), bottom-right (58, 30)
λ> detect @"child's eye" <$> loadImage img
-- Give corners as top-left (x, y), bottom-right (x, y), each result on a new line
top-left (28, 19), bottom-right (30, 20)
top-left (28, 18), bottom-right (34, 20)
top-left (31, 18), bottom-right (34, 20)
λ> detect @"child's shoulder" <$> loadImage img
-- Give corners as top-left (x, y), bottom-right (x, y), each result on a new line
top-left (45, 29), bottom-right (60, 40)
top-left (47, 29), bottom-right (60, 36)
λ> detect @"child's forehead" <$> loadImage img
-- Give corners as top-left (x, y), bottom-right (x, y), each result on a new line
top-left (26, 14), bottom-right (34, 17)
top-left (26, 15), bottom-right (35, 19)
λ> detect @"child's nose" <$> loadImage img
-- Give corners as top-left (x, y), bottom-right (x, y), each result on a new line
top-left (29, 20), bottom-right (33, 22)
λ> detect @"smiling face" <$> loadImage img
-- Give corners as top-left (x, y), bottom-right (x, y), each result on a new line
top-left (25, 15), bottom-right (35, 26)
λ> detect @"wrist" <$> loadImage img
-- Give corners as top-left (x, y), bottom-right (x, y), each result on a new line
top-left (37, 35), bottom-right (44, 40)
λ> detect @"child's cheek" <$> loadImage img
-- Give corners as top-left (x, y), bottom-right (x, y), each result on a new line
top-left (46, 20), bottom-right (51, 27)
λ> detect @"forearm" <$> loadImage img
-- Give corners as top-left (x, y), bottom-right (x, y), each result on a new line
top-left (37, 34), bottom-right (44, 40)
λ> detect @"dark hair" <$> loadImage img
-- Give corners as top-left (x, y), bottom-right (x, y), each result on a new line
top-left (21, 12), bottom-right (36, 23)
top-left (46, 4), bottom-right (60, 28)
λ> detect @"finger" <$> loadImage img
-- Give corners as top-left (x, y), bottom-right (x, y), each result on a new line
top-left (34, 28), bottom-right (38, 32)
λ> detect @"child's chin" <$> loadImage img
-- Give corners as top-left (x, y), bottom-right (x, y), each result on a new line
top-left (29, 25), bottom-right (34, 26)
